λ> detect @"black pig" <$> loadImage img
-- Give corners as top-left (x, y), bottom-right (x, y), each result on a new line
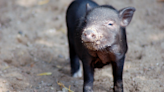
top-left (66, 0), bottom-right (135, 92)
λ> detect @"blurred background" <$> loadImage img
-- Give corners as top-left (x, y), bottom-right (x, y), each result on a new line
top-left (0, 0), bottom-right (164, 92)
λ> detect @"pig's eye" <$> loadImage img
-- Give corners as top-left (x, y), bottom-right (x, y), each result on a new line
top-left (108, 21), bottom-right (114, 26)
top-left (108, 23), bottom-right (113, 26)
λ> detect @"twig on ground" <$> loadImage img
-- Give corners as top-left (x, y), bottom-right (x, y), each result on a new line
top-left (57, 81), bottom-right (74, 92)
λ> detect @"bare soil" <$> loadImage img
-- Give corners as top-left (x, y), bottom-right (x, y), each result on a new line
top-left (0, 0), bottom-right (164, 92)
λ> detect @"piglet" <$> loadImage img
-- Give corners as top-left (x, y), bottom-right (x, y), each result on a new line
top-left (66, 0), bottom-right (135, 92)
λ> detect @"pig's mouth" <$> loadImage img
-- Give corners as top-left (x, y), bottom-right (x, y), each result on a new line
top-left (83, 40), bottom-right (110, 51)
top-left (83, 40), bottom-right (100, 44)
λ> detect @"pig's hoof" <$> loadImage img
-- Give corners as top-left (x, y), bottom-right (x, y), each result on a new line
top-left (84, 86), bottom-right (93, 92)
top-left (114, 86), bottom-right (123, 92)
top-left (72, 66), bottom-right (82, 78)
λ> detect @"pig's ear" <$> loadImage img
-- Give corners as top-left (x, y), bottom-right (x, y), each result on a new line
top-left (86, 3), bottom-right (93, 12)
top-left (119, 7), bottom-right (135, 27)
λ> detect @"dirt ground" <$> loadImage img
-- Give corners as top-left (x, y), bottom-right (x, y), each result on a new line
top-left (0, 0), bottom-right (164, 92)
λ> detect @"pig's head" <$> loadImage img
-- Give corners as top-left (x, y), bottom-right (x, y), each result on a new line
top-left (81, 4), bottom-right (135, 51)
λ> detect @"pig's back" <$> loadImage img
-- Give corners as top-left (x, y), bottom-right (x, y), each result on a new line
top-left (66, 0), bottom-right (98, 32)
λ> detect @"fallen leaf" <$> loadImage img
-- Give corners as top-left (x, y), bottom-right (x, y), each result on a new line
top-left (37, 72), bottom-right (52, 76)
top-left (38, 0), bottom-right (49, 5)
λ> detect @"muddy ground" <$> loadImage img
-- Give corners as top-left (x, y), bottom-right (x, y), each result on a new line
top-left (0, 0), bottom-right (164, 92)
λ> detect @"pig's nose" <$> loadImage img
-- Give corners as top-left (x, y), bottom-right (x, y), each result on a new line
top-left (82, 30), bottom-right (97, 42)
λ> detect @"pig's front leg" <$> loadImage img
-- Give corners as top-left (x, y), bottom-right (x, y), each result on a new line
top-left (82, 58), bottom-right (94, 92)
top-left (112, 56), bottom-right (125, 92)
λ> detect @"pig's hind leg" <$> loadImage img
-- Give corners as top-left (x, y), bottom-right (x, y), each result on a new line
top-left (68, 31), bottom-right (82, 78)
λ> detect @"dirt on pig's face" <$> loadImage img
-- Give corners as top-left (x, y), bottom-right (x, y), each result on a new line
top-left (81, 7), bottom-right (121, 51)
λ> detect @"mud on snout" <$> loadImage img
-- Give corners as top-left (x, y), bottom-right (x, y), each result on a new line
top-left (81, 27), bottom-right (115, 51)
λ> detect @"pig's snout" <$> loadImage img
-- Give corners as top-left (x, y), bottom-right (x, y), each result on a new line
top-left (81, 30), bottom-right (98, 43)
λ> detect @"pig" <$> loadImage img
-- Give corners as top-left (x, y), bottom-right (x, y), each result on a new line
top-left (66, 0), bottom-right (135, 92)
